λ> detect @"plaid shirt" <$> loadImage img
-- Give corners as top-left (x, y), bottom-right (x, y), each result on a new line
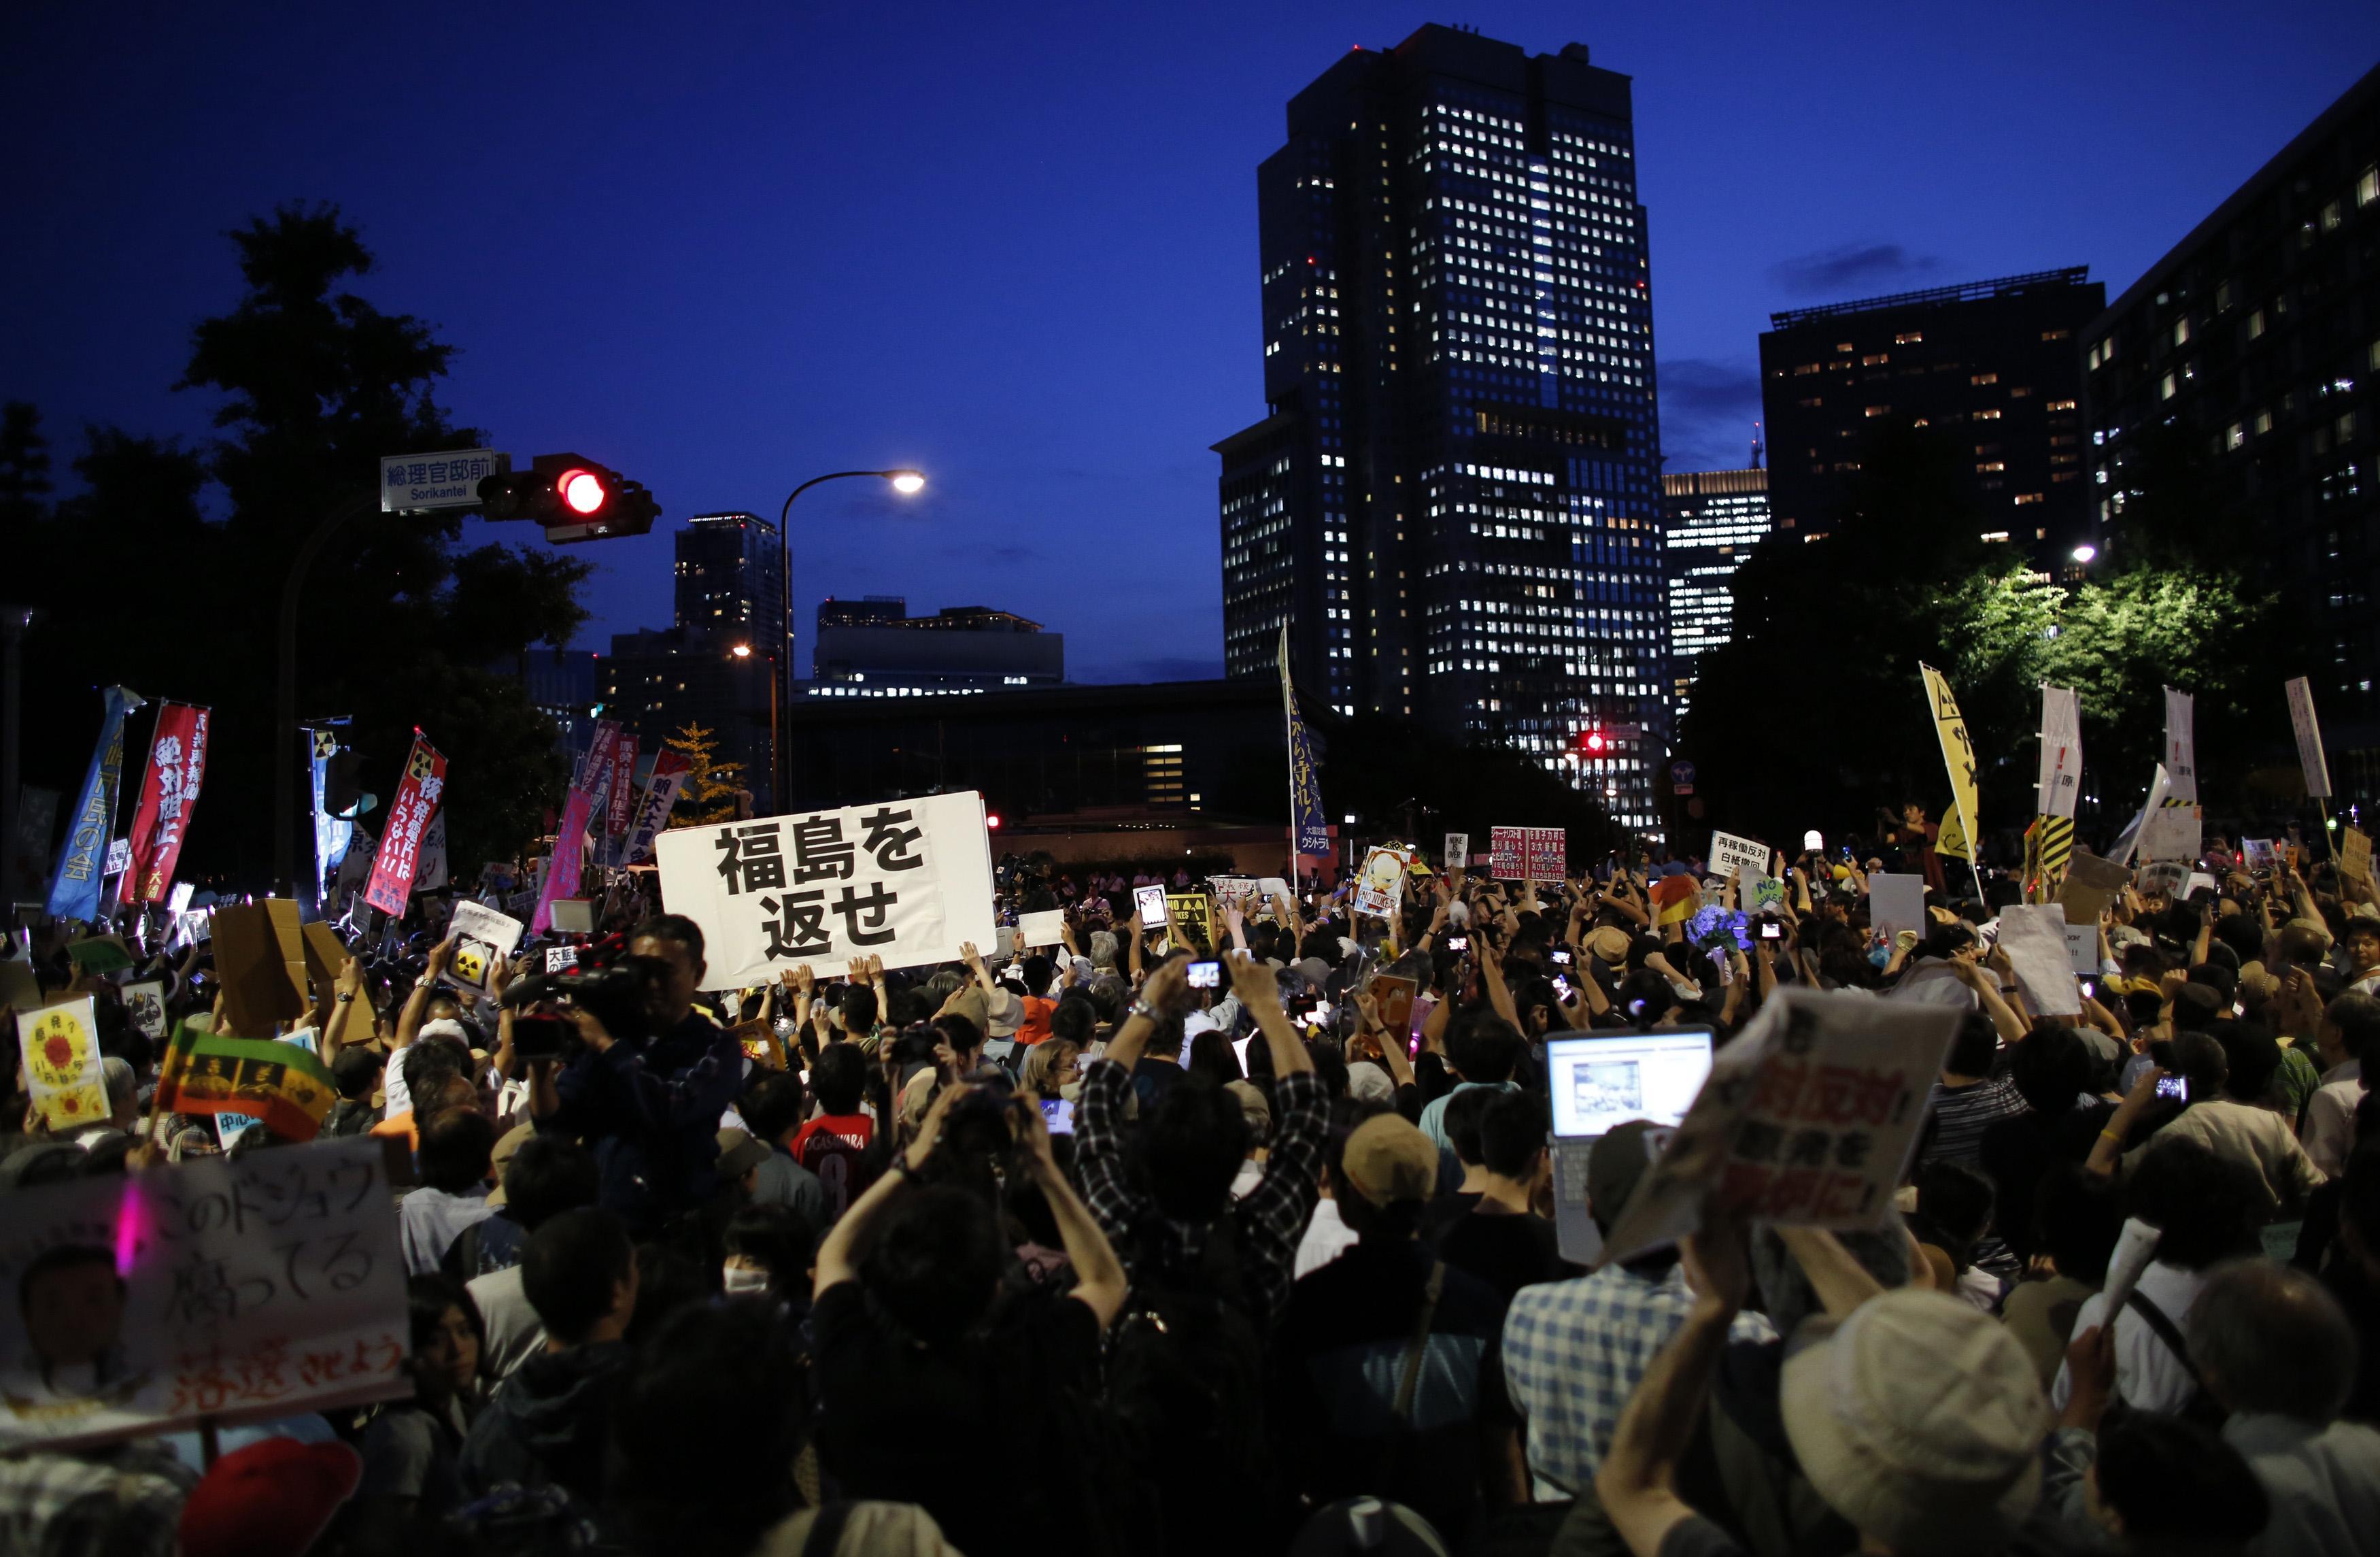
top-left (0, 1445), bottom-right (194, 1556)
top-left (1501, 1262), bottom-right (1777, 1499)
top-left (1076, 1056), bottom-right (1327, 1326)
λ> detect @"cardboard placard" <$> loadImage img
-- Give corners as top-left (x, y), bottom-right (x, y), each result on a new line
top-left (209, 901), bottom-right (307, 1038)
top-left (19, 996), bottom-right (107, 1130)
top-left (300, 921), bottom-right (350, 1001)
top-left (0, 960), bottom-right (41, 1012)
top-left (1167, 892), bottom-right (1215, 950)
top-left (0, 1136), bottom-right (409, 1450)
top-left (1598, 990), bottom-right (1960, 1265)
top-left (1369, 973), bottom-right (1418, 1039)
top-left (1996, 905), bottom-right (2079, 1016)
top-left (1869, 874), bottom-right (1928, 941)
top-left (2342, 826), bottom-right (2373, 890)
top-left (2057, 850), bottom-right (2134, 928)
top-left (1017, 909), bottom-right (1068, 948)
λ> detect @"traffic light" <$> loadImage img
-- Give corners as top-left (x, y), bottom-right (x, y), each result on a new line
top-left (477, 453), bottom-right (660, 541)
top-left (1580, 727), bottom-right (1609, 755)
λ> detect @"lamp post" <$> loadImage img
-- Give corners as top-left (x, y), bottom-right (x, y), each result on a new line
top-left (276, 491), bottom-right (380, 901)
top-left (730, 642), bottom-right (777, 809)
top-left (775, 468), bottom-right (925, 796)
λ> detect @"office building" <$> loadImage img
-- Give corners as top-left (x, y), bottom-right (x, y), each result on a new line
top-left (675, 512), bottom-right (787, 660)
top-left (503, 646), bottom-right (602, 763)
top-left (809, 595), bottom-right (1064, 697)
top-left (2082, 63), bottom-right (2379, 739)
top-left (1214, 23), bottom-right (1669, 831)
top-left (600, 626), bottom-right (777, 813)
top-left (1759, 269), bottom-right (2103, 568)
top-left (1659, 468), bottom-right (1771, 716)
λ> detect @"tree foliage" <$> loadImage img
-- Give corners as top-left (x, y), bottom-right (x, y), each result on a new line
top-left (1680, 417), bottom-right (2298, 850)
top-left (10, 204), bottom-right (591, 882)
top-left (665, 724), bottom-right (745, 826)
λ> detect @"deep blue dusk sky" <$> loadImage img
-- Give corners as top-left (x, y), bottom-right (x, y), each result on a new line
top-left (7, 2), bottom-right (2375, 682)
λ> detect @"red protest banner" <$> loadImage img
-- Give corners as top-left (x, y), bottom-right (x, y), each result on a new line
top-left (121, 703), bottom-right (209, 904)
top-left (363, 733), bottom-right (446, 917)
top-left (607, 735), bottom-right (639, 841)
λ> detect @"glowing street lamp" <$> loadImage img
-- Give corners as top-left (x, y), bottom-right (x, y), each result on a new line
top-left (775, 469), bottom-right (927, 792)
top-left (2072, 543), bottom-right (2098, 563)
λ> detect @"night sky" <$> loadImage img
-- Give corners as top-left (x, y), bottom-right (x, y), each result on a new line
top-left (7, 1), bottom-right (2374, 683)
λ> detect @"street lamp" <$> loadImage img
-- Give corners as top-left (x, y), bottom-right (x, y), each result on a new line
top-left (775, 468), bottom-right (926, 795)
top-left (730, 641), bottom-right (777, 806)
top-left (2071, 543), bottom-right (2098, 563)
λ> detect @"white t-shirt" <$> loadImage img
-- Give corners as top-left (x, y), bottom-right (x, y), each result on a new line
top-left (1294, 1196), bottom-right (1360, 1279)
top-left (2051, 1260), bottom-right (2209, 1414)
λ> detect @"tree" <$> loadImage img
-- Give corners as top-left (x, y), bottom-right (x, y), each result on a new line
top-left (0, 401), bottom-right (52, 532)
top-left (14, 203), bottom-right (598, 886)
top-left (664, 724), bottom-right (745, 826)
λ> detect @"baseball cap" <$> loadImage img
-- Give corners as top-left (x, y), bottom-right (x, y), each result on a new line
top-left (1338, 1115), bottom-right (1437, 1209)
top-left (1586, 1119), bottom-right (1663, 1228)
top-left (714, 1127), bottom-right (772, 1182)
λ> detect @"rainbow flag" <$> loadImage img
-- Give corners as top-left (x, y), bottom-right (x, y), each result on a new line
top-left (152, 1021), bottom-right (335, 1141)
top-left (1650, 872), bottom-right (1701, 927)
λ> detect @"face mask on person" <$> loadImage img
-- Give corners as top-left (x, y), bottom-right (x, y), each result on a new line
top-left (723, 1264), bottom-right (772, 1295)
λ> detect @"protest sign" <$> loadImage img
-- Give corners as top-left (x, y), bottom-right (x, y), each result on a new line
top-left (1280, 629), bottom-right (1331, 858)
top-left (2163, 688), bottom-right (2197, 805)
top-left (121, 703), bottom-right (208, 905)
top-left (300, 922), bottom-right (349, 1002)
top-left (1996, 905), bottom-right (2079, 1015)
top-left (728, 1019), bottom-right (777, 1065)
top-left (544, 945), bottom-right (579, 974)
top-left (2243, 837), bottom-right (2278, 874)
top-left (1134, 884), bottom-right (1166, 928)
top-left (152, 1021), bottom-right (337, 1141)
top-left (0, 960), bottom-right (37, 1014)
top-left (19, 997), bottom-right (107, 1131)
top-left (65, 935), bottom-right (133, 975)
top-left (2135, 860), bottom-right (2190, 897)
top-left (1488, 826), bottom-right (1565, 881)
top-left (46, 687), bottom-right (142, 923)
top-left (605, 735), bottom-right (639, 851)
top-left (1443, 832), bottom-right (1469, 873)
top-left (1370, 973), bottom-right (1418, 1038)
top-left (1168, 892), bottom-right (1216, 950)
top-left (1597, 990), bottom-right (1959, 1265)
top-left (619, 755), bottom-right (692, 870)
top-left (2343, 826), bottom-right (2374, 890)
top-left (1709, 829), bottom-right (1774, 883)
top-left (2036, 684), bottom-right (2081, 820)
top-left (443, 900), bottom-right (525, 998)
top-left (1017, 909), bottom-right (1067, 948)
top-left (124, 980), bottom-right (168, 1042)
top-left (2138, 803), bottom-right (2203, 864)
top-left (2057, 850), bottom-right (2132, 928)
top-left (415, 807), bottom-right (448, 893)
top-left (654, 790), bottom-right (997, 986)
top-left (1352, 846), bottom-right (1408, 920)
top-left (0, 1135), bottom-right (409, 1450)
top-left (1869, 874), bottom-right (1927, 941)
top-left (2285, 675), bottom-right (2332, 800)
top-left (1918, 664), bottom-right (1981, 890)
top-left (2062, 921), bottom-right (2099, 977)
top-left (1750, 877), bottom-right (1787, 913)
top-left (363, 735), bottom-right (445, 918)
top-left (1489, 827), bottom-right (1524, 878)
top-left (210, 901), bottom-right (307, 1038)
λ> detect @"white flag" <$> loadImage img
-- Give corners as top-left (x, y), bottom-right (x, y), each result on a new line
top-left (2037, 684), bottom-right (2081, 820)
top-left (2162, 687), bottom-right (2196, 805)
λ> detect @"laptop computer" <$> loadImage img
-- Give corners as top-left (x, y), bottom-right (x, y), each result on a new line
top-left (1546, 1027), bottom-right (1716, 1265)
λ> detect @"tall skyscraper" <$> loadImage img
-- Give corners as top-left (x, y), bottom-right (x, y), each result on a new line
top-left (1758, 270), bottom-right (2103, 572)
top-left (1659, 468), bottom-right (1771, 716)
top-left (2081, 63), bottom-right (2378, 735)
top-left (674, 511), bottom-right (787, 659)
top-left (1214, 24), bottom-right (1668, 829)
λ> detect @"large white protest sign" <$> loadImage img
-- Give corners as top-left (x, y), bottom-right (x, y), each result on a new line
top-left (2037, 684), bottom-right (2082, 819)
top-left (0, 1136), bottom-right (409, 1449)
top-left (441, 899), bottom-right (524, 999)
top-left (655, 790), bottom-right (996, 986)
top-left (1017, 909), bottom-right (1067, 948)
top-left (2062, 920), bottom-right (2099, 977)
top-left (2138, 803), bottom-right (2203, 864)
top-left (1996, 904), bottom-right (2080, 1015)
top-left (1598, 990), bottom-right (1959, 1265)
top-left (1709, 830), bottom-right (1774, 883)
top-left (1869, 873), bottom-right (1928, 941)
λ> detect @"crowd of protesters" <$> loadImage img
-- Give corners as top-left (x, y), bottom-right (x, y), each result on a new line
top-left (2, 822), bottom-right (2377, 1557)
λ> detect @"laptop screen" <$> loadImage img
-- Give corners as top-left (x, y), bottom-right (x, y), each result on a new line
top-left (1546, 1028), bottom-right (1715, 1140)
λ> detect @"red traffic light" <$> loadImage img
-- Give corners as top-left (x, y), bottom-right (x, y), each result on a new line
top-left (986, 813), bottom-right (1002, 831)
top-left (1582, 729), bottom-right (1608, 754)
top-left (556, 468), bottom-right (607, 515)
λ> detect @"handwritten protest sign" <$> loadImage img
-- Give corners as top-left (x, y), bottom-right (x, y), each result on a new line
top-left (443, 900), bottom-right (524, 999)
top-left (1017, 909), bottom-right (1067, 948)
top-left (2138, 803), bottom-right (2203, 864)
top-left (655, 790), bottom-right (996, 986)
top-left (1709, 830), bottom-right (1774, 883)
top-left (20, 997), bottom-right (107, 1131)
top-left (1443, 833), bottom-right (1469, 872)
top-left (0, 1136), bottom-right (409, 1449)
top-left (2343, 826), bottom-right (2373, 890)
top-left (1597, 990), bottom-right (1959, 1265)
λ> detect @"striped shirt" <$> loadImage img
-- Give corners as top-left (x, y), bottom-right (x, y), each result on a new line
top-left (1920, 1075), bottom-right (2028, 1168)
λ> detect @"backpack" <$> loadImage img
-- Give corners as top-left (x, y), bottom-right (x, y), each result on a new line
top-left (1103, 1218), bottom-right (1272, 1553)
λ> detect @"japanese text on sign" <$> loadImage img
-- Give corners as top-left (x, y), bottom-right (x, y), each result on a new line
top-left (0, 1136), bottom-right (409, 1449)
top-left (1488, 826), bottom-right (1564, 880)
top-left (654, 790), bottom-right (997, 986)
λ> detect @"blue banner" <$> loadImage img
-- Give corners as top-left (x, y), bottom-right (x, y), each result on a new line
top-left (46, 686), bottom-right (143, 921)
top-left (1279, 629), bottom-right (1331, 858)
